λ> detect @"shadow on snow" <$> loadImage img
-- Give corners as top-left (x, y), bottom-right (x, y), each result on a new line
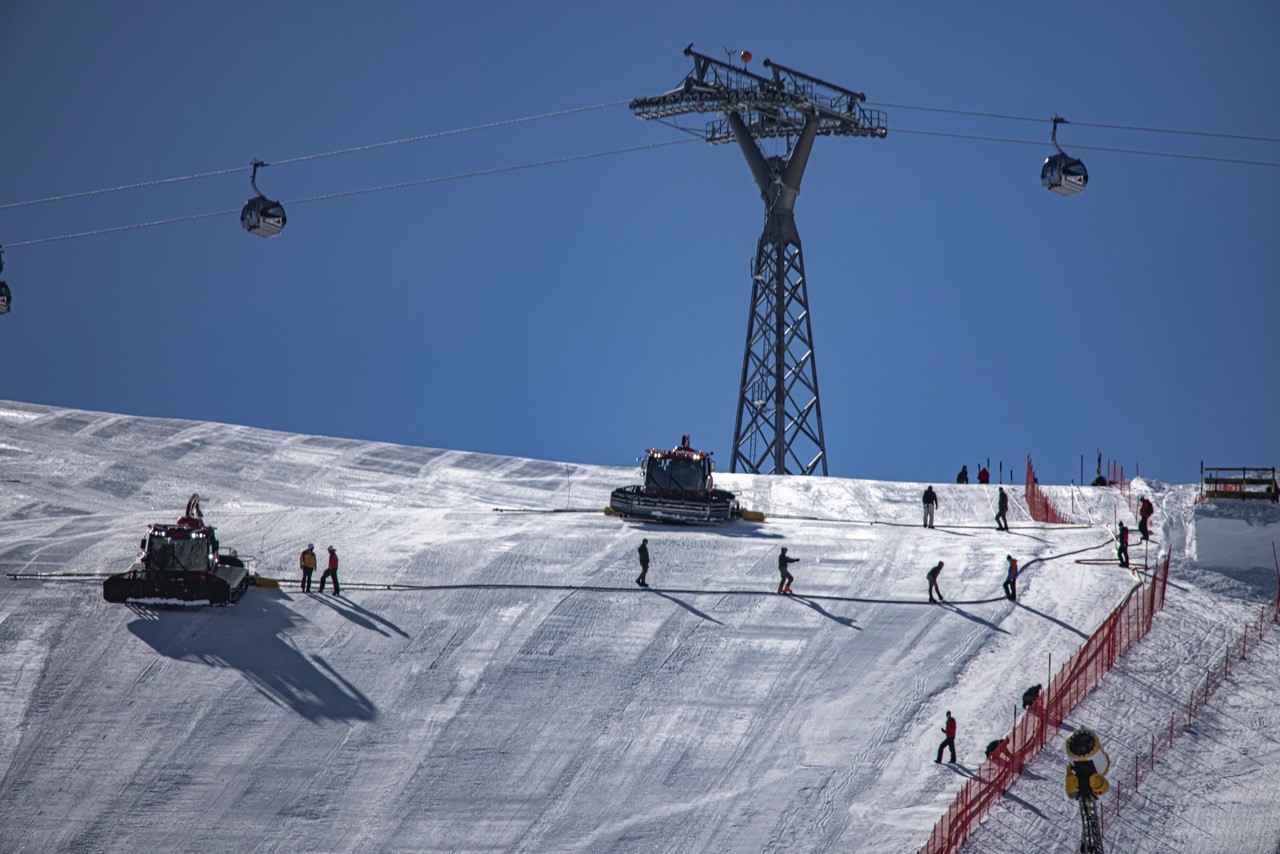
top-left (306, 592), bottom-right (411, 638)
top-left (126, 588), bottom-right (377, 723)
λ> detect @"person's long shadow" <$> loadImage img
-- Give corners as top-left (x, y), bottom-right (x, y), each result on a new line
top-left (1002, 790), bottom-right (1047, 817)
top-left (649, 589), bottom-right (724, 625)
top-left (1006, 530), bottom-right (1052, 545)
top-left (938, 602), bottom-right (1010, 634)
top-left (790, 595), bottom-right (861, 629)
top-left (1015, 601), bottom-right (1088, 640)
top-left (126, 588), bottom-right (377, 722)
top-left (307, 593), bottom-right (411, 638)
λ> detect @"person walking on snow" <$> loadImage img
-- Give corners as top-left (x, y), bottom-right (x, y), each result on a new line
top-left (319, 545), bottom-right (341, 594)
top-left (1138, 497), bottom-right (1154, 542)
top-left (936, 711), bottom-right (957, 764)
top-left (1003, 554), bottom-right (1019, 601)
top-left (956, 465), bottom-right (969, 484)
top-left (299, 543), bottom-right (316, 593)
top-left (778, 547), bottom-right (800, 594)
top-left (922, 486), bottom-right (939, 529)
top-left (995, 487), bottom-right (1009, 531)
top-left (636, 538), bottom-right (650, 588)
top-left (927, 561), bottom-right (945, 603)
top-left (1117, 522), bottom-right (1130, 568)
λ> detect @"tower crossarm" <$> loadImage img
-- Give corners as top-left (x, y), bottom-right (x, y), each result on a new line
top-left (629, 45), bottom-right (888, 143)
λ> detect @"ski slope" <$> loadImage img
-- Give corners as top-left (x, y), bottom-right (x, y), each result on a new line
top-left (1, 401), bottom-right (1277, 853)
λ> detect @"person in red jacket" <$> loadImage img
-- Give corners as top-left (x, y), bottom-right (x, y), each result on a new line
top-left (977, 467), bottom-right (990, 485)
top-left (319, 545), bottom-right (341, 595)
top-left (1138, 497), bottom-right (1154, 542)
top-left (935, 711), bottom-right (957, 764)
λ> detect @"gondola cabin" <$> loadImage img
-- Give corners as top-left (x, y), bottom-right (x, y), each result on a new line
top-left (241, 195), bottom-right (286, 238)
top-left (1042, 153), bottom-right (1088, 197)
top-left (0, 247), bottom-right (9, 314)
top-left (240, 160), bottom-right (286, 238)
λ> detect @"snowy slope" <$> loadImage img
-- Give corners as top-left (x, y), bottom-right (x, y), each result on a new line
top-left (0, 401), bottom-right (1276, 853)
top-left (963, 483), bottom-right (1280, 853)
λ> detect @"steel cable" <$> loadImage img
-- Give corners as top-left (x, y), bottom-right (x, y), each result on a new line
top-left (0, 99), bottom-right (631, 211)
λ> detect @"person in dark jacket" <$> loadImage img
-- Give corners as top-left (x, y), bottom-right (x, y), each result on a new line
top-left (927, 560), bottom-right (945, 603)
top-left (956, 465), bottom-right (969, 484)
top-left (1003, 554), bottom-right (1018, 601)
top-left (636, 538), bottom-right (650, 587)
top-left (1138, 497), bottom-right (1154, 542)
top-left (319, 545), bottom-right (340, 594)
top-left (922, 486), bottom-right (938, 529)
top-left (995, 487), bottom-right (1009, 531)
top-left (935, 711), bottom-right (957, 763)
top-left (778, 547), bottom-right (799, 594)
top-left (299, 543), bottom-right (316, 593)
top-left (1117, 522), bottom-right (1130, 568)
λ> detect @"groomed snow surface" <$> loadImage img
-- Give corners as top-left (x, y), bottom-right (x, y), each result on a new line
top-left (1, 401), bottom-right (1277, 853)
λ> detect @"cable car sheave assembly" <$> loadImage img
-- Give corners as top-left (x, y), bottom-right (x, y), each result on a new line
top-left (630, 46), bottom-right (886, 476)
top-left (630, 44), bottom-right (887, 144)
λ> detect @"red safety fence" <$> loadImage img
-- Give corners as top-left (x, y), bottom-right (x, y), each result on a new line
top-left (1105, 599), bottom-right (1278, 824)
top-left (1025, 456), bottom-right (1073, 524)
top-left (919, 554), bottom-right (1170, 854)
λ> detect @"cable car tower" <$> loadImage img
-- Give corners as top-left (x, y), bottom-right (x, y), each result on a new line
top-left (630, 46), bottom-right (886, 474)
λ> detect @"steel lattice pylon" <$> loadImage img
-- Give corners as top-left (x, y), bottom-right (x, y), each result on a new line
top-left (630, 46), bottom-right (886, 474)
top-left (731, 115), bottom-right (826, 475)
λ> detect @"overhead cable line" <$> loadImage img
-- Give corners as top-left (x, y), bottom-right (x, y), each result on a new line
top-left (868, 101), bottom-right (1280, 144)
top-left (6, 138), bottom-right (696, 248)
top-left (268, 98), bottom-right (632, 167)
top-left (286, 138), bottom-right (695, 206)
top-left (7, 209), bottom-right (239, 248)
top-left (894, 127), bottom-right (1280, 168)
top-left (0, 99), bottom-right (631, 212)
top-left (0, 166), bottom-right (248, 212)
top-left (5, 98), bottom-right (1272, 215)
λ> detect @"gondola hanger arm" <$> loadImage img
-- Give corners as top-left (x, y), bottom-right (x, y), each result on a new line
top-left (1050, 115), bottom-right (1069, 156)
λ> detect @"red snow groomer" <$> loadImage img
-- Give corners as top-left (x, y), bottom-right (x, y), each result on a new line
top-left (608, 434), bottom-right (743, 524)
top-left (103, 494), bottom-right (250, 606)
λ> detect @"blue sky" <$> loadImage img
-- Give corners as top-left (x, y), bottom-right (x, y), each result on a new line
top-left (2, 1), bottom-right (1276, 486)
